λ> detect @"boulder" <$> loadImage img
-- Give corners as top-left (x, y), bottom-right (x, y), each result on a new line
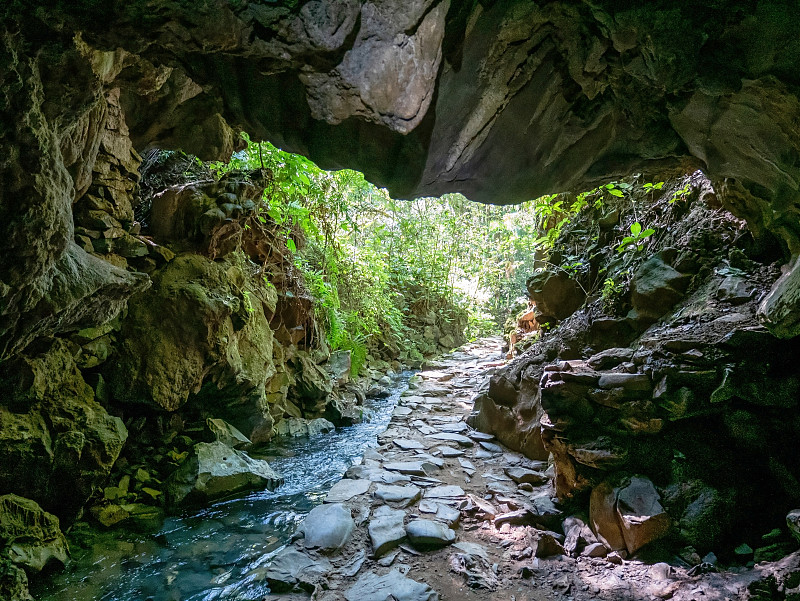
top-left (526, 271), bottom-right (585, 322)
top-left (345, 569), bottom-right (439, 601)
top-left (325, 479), bottom-right (371, 503)
top-left (373, 485), bottom-right (422, 508)
top-left (206, 418), bottom-right (251, 449)
top-left (0, 495), bottom-right (68, 573)
top-left (504, 467), bottom-right (547, 485)
top-left (261, 547), bottom-right (333, 594)
top-left (589, 481), bottom-right (628, 554)
top-left (532, 531), bottom-right (565, 558)
top-left (165, 441), bottom-right (283, 507)
top-left (406, 519), bottom-right (456, 550)
top-left (590, 476), bottom-right (670, 556)
top-left (616, 476), bottom-right (670, 555)
top-left (298, 503), bottom-right (354, 553)
top-left (368, 506), bottom-right (406, 558)
top-left (759, 258), bottom-right (800, 338)
top-left (631, 255), bottom-right (690, 320)
top-left (327, 350), bottom-right (352, 384)
top-left (0, 339), bottom-right (127, 521)
top-left (108, 254), bottom-right (278, 431)
top-left (307, 418), bottom-right (336, 436)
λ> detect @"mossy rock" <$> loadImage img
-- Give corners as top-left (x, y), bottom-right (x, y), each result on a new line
top-left (0, 494), bottom-right (68, 573)
top-left (109, 253), bottom-right (277, 421)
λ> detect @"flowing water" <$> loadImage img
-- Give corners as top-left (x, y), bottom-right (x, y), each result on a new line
top-left (35, 373), bottom-right (411, 601)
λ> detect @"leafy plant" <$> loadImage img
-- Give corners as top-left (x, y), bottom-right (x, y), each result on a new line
top-left (670, 183), bottom-right (691, 204)
top-left (616, 222), bottom-right (655, 253)
top-left (601, 277), bottom-right (625, 312)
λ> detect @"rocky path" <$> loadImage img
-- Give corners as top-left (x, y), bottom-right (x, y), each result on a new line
top-left (256, 338), bottom-right (796, 600)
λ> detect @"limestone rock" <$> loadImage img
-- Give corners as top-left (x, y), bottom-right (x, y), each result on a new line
top-left (0, 339), bottom-right (127, 521)
top-left (165, 441), bottom-right (283, 507)
top-left (373, 485), bottom-right (422, 508)
top-left (109, 254), bottom-right (277, 441)
top-left (532, 531), bottom-right (565, 558)
top-left (590, 477), bottom-right (670, 556)
top-left (368, 506), bottom-right (406, 558)
top-left (615, 477), bottom-right (670, 555)
top-left (759, 259), bottom-right (800, 338)
top-left (504, 467), bottom-right (547, 485)
top-left (206, 418), bottom-right (251, 449)
top-left (631, 255), bottom-right (690, 320)
top-left (299, 503), bottom-right (354, 553)
top-left (0, 495), bottom-right (68, 573)
top-left (261, 547), bottom-right (333, 594)
top-left (326, 479), bottom-right (371, 503)
top-left (345, 569), bottom-right (439, 601)
top-left (526, 270), bottom-right (586, 322)
top-left (406, 519), bottom-right (456, 550)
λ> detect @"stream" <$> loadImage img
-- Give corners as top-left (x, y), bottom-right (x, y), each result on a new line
top-left (35, 372), bottom-right (412, 601)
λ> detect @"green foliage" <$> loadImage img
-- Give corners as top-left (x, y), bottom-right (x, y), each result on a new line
top-left (617, 221), bottom-right (655, 253)
top-left (670, 183), bottom-right (691, 203)
top-left (601, 277), bottom-right (625, 312)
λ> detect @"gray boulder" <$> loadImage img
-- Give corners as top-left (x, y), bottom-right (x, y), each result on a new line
top-left (261, 547), bottom-right (333, 593)
top-left (298, 503), bottom-right (354, 553)
top-left (368, 506), bottom-right (406, 558)
top-left (406, 519), bottom-right (456, 549)
top-left (165, 441), bottom-right (283, 507)
top-left (0, 494), bottom-right (68, 573)
top-left (345, 569), bottom-right (439, 601)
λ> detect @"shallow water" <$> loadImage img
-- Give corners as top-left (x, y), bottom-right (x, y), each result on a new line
top-left (35, 373), bottom-right (410, 601)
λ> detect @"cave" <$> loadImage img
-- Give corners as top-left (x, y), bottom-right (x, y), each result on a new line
top-left (2, 1), bottom-right (800, 600)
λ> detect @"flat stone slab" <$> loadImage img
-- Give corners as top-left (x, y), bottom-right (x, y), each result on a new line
top-left (504, 467), bottom-right (547, 485)
top-left (468, 431), bottom-right (495, 442)
top-left (345, 569), bottom-right (439, 601)
top-left (437, 446), bottom-right (464, 458)
top-left (394, 438), bottom-right (426, 451)
top-left (437, 422), bottom-right (469, 434)
top-left (393, 406), bottom-right (413, 417)
top-left (263, 547), bottom-right (333, 593)
top-left (299, 503), bottom-right (354, 552)
top-left (326, 479), bottom-right (372, 503)
top-left (425, 433), bottom-right (473, 447)
top-left (368, 506), bottom-right (406, 558)
top-left (478, 441), bottom-right (504, 454)
top-left (415, 453), bottom-right (444, 468)
top-left (425, 485), bottom-right (465, 499)
top-left (373, 484), bottom-right (422, 507)
top-left (384, 461), bottom-right (430, 476)
top-left (406, 519), bottom-right (456, 549)
top-left (458, 458), bottom-right (476, 471)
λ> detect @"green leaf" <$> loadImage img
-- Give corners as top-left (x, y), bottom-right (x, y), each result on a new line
top-left (630, 222), bottom-right (642, 236)
top-left (640, 228), bottom-right (655, 238)
top-left (286, 239), bottom-right (297, 253)
top-left (608, 189), bottom-right (624, 197)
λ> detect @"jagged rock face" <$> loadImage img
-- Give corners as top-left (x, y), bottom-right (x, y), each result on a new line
top-left (0, 339), bottom-right (127, 522)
